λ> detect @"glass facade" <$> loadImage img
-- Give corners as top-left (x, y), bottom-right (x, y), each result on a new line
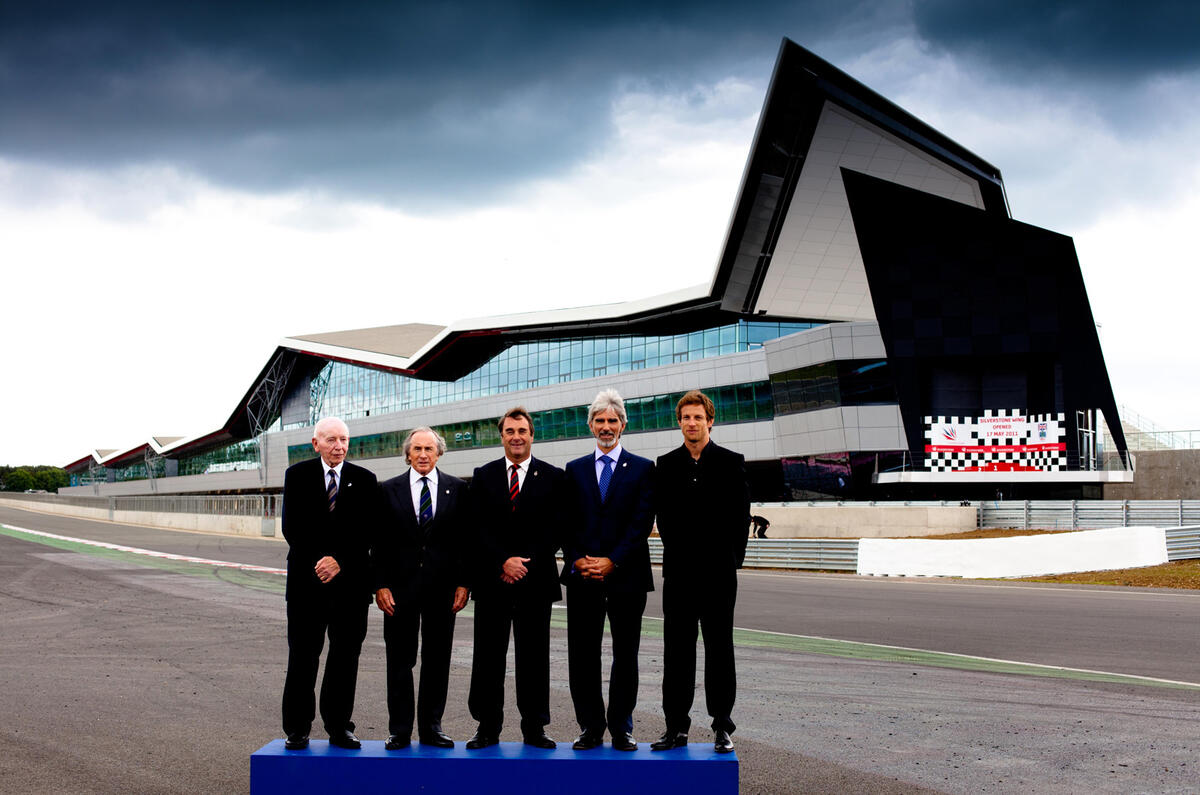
top-left (112, 456), bottom-right (166, 482)
top-left (300, 320), bottom-right (818, 426)
top-left (288, 380), bottom-right (775, 466)
top-left (770, 359), bottom-right (897, 416)
top-left (177, 438), bottom-right (262, 476)
top-left (68, 463), bottom-right (108, 487)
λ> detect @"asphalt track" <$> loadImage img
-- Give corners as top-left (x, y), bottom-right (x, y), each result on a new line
top-left (1, 504), bottom-right (1197, 793)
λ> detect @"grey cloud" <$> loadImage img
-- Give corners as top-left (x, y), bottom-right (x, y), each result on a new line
top-left (0, 1), bottom-right (877, 207)
top-left (912, 0), bottom-right (1200, 78)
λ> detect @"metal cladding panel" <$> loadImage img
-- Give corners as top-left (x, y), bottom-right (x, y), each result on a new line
top-left (841, 168), bottom-right (1127, 464)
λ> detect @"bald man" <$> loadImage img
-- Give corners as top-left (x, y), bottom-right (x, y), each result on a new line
top-left (281, 417), bottom-right (378, 751)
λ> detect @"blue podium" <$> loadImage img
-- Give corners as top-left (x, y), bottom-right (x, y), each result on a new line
top-left (251, 740), bottom-right (738, 794)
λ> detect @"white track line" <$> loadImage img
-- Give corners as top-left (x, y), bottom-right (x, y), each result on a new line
top-left (7, 523), bottom-right (1197, 688)
top-left (2, 524), bottom-right (286, 575)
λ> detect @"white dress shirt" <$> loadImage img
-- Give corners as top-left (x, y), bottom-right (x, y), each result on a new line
top-left (594, 443), bottom-right (623, 483)
top-left (505, 457), bottom-right (530, 491)
top-left (409, 467), bottom-right (439, 516)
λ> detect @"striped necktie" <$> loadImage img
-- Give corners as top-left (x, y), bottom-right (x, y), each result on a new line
top-left (419, 476), bottom-right (433, 524)
top-left (509, 464), bottom-right (520, 510)
top-left (327, 470), bottom-right (337, 512)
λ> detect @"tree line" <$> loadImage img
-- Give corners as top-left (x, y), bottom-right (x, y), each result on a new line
top-left (0, 466), bottom-right (69, 493)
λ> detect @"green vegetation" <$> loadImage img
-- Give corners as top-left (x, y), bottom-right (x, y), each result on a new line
top-left (0, 465), bottom-right (69, 492)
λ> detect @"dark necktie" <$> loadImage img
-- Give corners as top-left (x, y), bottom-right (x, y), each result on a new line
top-left (419, 476), bottom-right (433, 524)
top-left (598, 454), bottom-right (613, 501)
top-left (327, 470), bottom-right (337, 512)
top-left (509, 464), bottom-right (520, 510)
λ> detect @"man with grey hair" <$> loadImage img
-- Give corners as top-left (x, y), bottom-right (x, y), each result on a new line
top-left (281, 417), bottom-right (378, 751)
top-left (561, 388), bottom-right (655, 751)
top-left (371, 427), bottom-right (471, 749)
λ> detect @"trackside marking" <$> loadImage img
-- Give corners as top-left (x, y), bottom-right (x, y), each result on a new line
top-left (0, 524), bottom-right (286, 575)
top-left (5, 523), bottom-right (1196, 690)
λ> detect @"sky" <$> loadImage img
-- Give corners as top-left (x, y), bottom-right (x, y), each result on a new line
top-left (3, 1), bottom-right (1199, 467)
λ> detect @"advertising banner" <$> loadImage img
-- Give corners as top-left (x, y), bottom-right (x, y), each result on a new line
top-left (923, 410), bottom-right (1066, 472)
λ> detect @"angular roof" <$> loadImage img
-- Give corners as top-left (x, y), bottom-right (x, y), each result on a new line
top-left (69, 37), bottom-right (1028, 467)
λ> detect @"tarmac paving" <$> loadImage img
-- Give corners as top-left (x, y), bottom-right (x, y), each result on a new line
top-left (1, 506), bottom-right (1197, 793)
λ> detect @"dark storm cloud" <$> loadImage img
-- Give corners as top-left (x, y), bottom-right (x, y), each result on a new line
top-left (913, 0), bottom-right (1200, 77)
top-left (0, 1), bottom-right (873, 206)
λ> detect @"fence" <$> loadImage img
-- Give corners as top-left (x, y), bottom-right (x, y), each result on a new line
top-left (979, 500), bottom-right (1200, 530)
top-left (6, 493), bottom-right (1200, 567)
top-left (648, 537), bottom-right (859, 571)
top-left (3, 491), bottom-right (282, 518)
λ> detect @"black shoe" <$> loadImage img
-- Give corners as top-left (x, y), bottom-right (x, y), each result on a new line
top-left (572, 729), bottom-right (604, 750)
top-left (650, 729), bottom-right (688, 751)
top-left (465, 730), bottom-right (499, 750)
top-left (327, 728), bottom-right (361, 750)
top-left (611, 732), bottom-right (637, 751)
top-left (284, 733), bottom-right (309, 751)
top-left (419, 730), bottom-right (454, 748)
top-left (522, 731), bottom-right (557, 749)
top-left (384, 734), bottom-right (411, 750)
top-left (714, 729), bottom-right (734, 754)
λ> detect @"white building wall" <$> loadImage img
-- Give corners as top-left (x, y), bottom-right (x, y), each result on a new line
top-left (754, 102), bottom-right (985, 321)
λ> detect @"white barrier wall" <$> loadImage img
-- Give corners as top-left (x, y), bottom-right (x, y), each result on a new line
top-left (857, 526), bottom-right (1169, 578)
top-left (0, 498), bottom-right (280, 539)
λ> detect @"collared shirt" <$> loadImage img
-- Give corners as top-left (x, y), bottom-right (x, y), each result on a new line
top-left (409, 467), bottom-right (439, 517)
top-left (594, 443), bottom-right (623, 484)
top-left (322, 460), bottom-right (344, 488)
top-left (505, 457), bottom-right (530, 491)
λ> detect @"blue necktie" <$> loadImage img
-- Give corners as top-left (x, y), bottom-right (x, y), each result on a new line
top-left (598, 455), bottom-right (613, 501)
top-left (418, 476), bottom-right (433, 524)
top-left (327, 470), bottom-right (337, 512)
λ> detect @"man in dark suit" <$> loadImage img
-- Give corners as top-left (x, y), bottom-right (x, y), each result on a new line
top-left (562, 389), bottom-right (654, 752)
top-left (464, 407), bottom-right (564, 750)
top-left (371, 427), bottom-right (471, 750)
top-left (650, 390), bottom-right (749, 755)
top-left (281, 416), bottom-right (378, 751)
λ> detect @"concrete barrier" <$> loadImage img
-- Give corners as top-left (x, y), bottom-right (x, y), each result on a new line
top-left (753, 504), bottom-right (976, 538)
top-left (0, 498), bottom-right (281, 539)
top-left (857, 526), bottom-right (1169, 578)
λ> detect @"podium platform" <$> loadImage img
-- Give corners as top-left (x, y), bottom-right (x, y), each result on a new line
top-left (251, 739), bottom-right (738, 794)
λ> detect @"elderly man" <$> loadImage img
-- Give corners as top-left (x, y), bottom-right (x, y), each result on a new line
top-left (651, 390), bottom-right (749, 754)
top-left (562, 389), bottom-right (655, 752)
top-left (281, 417), bottom-right (378, 751)
top-left (464, 407), bottom-right (565, 750)
top-left (372, 427), bottom-right (471, 750)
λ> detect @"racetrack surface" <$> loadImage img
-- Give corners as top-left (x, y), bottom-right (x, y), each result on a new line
top-left (1, 504), bottom-right (1196, 793)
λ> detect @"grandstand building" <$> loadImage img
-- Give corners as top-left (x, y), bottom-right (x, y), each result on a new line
top-left (62, 38), bottom-right (1132, 501)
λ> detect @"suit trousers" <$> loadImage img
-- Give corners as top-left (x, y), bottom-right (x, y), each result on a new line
top-left (661, 573), bottom-right (737, 734)
top-left (566, 581), bottom-right (646, 735)
top-left (467, 591), bottom-right (552, 736)
top-left (281, 595), bottom-right (368, 736)
top-left (382, 584), bottom-right (458, 737)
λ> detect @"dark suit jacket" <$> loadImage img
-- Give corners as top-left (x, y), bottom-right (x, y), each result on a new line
top-left (371, 468), bottom-right (469, 604)
top-left (282, 457), bottom-right (378, 603)
top-left (561, 449), bottom-right (655, 594)
top-left (655, 440), bottom-right (750, 580)
top-left (467, 456), bottom-right (564, 603)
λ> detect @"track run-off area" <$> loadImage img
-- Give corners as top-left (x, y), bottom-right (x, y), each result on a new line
top-left (1, 504), bottom-right (1197, 794)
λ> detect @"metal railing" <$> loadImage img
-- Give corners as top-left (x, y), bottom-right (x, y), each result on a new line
top-left (648, 537), bottom-right (859, 571)
top-left (979, 500), bottom-right (1200, 530)
top-left (1165, 526), bottom-right (1200, 561)
top-left (3, 492), bottom-right (282, 518)
top-left (9, 493), bottom-right (1198, 565)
